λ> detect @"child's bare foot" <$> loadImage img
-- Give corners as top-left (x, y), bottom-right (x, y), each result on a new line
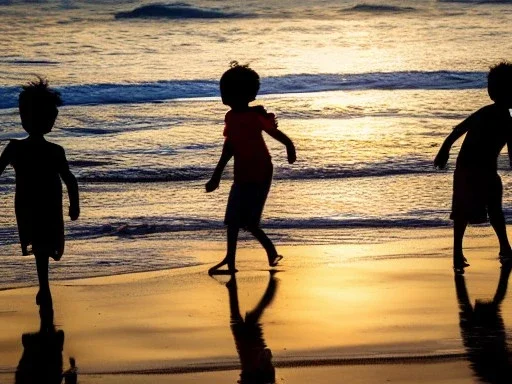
top-left (268, 254), bottom-right (283, 267)
top-left (225, 275), bottom-right (237, 288)
top-left (208, 258), bottom-right (238, 275)
top-left (453, 255), bottom-right (469, 274)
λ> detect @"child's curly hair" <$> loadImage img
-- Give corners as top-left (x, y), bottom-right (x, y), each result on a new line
top-left (220, 61), bottom-right (260, 106)
top-left (19, 77), bottom-right (62, 134)
top-left (488, 61), bottom-right (512, 104)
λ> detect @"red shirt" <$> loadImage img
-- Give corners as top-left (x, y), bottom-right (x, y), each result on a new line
top-left (223, 108), bottom-right (277, 183)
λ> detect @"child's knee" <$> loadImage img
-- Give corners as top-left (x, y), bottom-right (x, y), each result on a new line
top-left (246, 225), bottom-right (260, 233)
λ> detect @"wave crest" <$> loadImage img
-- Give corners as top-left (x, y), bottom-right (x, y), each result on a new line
top-left (346, 4), bottom-right (416, 13)
top-left (114, 3), bottom-right (252, 20)
top-left (0, 71), bottom-right (487, 110)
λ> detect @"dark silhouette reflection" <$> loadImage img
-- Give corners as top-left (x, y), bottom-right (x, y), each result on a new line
top-left (15, 303), bottom-right (77, 384)
top-left (455, 263), bottom-right (512, 383)
top-left (225, 272), bottom-right (277, 384)
top-left (61, 357), bottom-right (78, 384)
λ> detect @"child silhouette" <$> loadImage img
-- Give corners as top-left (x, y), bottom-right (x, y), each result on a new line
top-left (0, 78), bottom-right (79, 305)
top-left (226, 272), bottom-right (277, 384)
top-left (206, 62), bottom-right (296, 274)
top-left (434, 62), bottom-right (512, 272)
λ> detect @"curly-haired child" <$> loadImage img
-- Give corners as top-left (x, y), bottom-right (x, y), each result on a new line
top-left (206, 62), bottom-right (296, 274)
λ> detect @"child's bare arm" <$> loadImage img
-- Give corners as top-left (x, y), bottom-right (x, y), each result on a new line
top-left (434, 121), bottom-right (471, 169)
top-left (62, 170), bottom-right (79, 220)
top-left (508, 140), bottom-right (512, 168)
top-left (0, 142), bottom-right (12, 176)
top-left (58, 148), bottom-right (80, 220)
top-left (266, 129), bottom-right (296, 164)
top-left (205, 140), bottom-right (233, 192)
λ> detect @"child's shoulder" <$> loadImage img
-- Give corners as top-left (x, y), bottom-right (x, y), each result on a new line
top-left (473, 103), bottom-right (507, 117)
top-left (251, 106), bottom-right (277, 129)
top-left (462, 104), bottom-right (500, 125)
top-left (32, 138), bottom-right (66, 156)
top-left (474, 103), bottom-right (512, 125)
top-left (249, 105), bottom-right (269, 116)
top-left (45, 140), bottom-right (64, 150)
top-left (45, 141), bottom-right (67, 158)
top-left (226, 106), bottom-right (272, 118)
top-left (4, 138), bottom-right (25, 151)
top-left (225, 106), bottom-right (277, 132)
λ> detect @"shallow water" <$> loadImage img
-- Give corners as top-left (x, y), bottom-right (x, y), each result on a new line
top-left (0, 0), bottom-right (511, 287)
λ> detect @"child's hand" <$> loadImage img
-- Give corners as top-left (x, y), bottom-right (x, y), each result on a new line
top-left (287, 145), bottom-right (296, 164)
top-left (69, 206), bottom-right (80, 221)
top-left (434, 148), bottom-right (449, 169)
top-left (205, 178), bottom-right (220, 193)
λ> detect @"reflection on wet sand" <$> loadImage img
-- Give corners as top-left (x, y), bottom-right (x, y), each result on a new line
top-left (15, 303), bottom-right (77, 384)
top-left (455, 262), bottom-right (512, 383)
top-left (225, 272), bottom-right (278, 384)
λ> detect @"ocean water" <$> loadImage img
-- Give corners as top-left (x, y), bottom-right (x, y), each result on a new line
top-left (0, 0), bottom-right (511, 287)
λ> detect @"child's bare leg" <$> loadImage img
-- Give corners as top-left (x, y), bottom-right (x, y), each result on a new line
top-left (208, 225), bottom-right (239, 274)
top-left (454, 219), bottom-right (469, 268)
top-left (490, 212), bottom-right (512, 257)
top-left (35, 254), bottom-right (52, 305)
top-left (247, 226), bottom-right (282, 267)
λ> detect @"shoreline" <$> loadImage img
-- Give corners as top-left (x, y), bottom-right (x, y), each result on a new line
top-left (0, 225), bottom-right (459, 290)
top-left (1, 362), bottom-right (474, 384)
top-left (0, 351), bottom-right (470, 375)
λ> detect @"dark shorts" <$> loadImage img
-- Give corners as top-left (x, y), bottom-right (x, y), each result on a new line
top-left (224, 181), bottom-right (271, 228)
top-left (450, 168), bottom-right (503, 224)
top-left (15, 196), bottom-right (64, 260)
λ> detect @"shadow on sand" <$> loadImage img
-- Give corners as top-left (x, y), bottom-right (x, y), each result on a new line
top-left (15, 303), bottom-right (77, 384)
top-left (455, 261), bottom-right (512, 383)
top-left (218, 271), bottom-right (278, 384)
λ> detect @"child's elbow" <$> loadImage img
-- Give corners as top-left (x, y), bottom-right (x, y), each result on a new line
top-left (285, 139), bottom-right (295, 150)
top-left (63, 172), bottom-right (78, 187)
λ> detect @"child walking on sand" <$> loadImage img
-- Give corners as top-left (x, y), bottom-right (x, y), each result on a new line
top-left (0, 78), bottom-right (79, 305)
top-left (434, 62), bottom-right (512, 273)
top-left (206, 62), bottom-right (296, 274)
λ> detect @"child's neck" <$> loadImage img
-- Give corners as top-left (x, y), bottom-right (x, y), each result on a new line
top-left (28, 133), bottom-right (46, 140)
top-left (230, 104), bottom-right (250, 112)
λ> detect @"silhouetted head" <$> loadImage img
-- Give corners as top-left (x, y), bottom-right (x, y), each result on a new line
top-left (19, 77), bottom-right (62, 136)
top-left (220, 61), bottom-right (260, 109)
top-left (487, 61), bottom-right (512, 106)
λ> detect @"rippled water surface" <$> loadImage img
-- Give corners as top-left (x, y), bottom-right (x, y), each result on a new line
top-left (0, 0), bottom-right (511, 286)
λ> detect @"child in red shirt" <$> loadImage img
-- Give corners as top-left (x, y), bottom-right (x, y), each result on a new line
top-left (206, 62), bottom-right (296, 274)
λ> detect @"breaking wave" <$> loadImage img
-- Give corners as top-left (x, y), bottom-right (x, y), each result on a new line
top-left (0, 71), bottom-right (486, 109)
top-left (114, 2), bottom-right (253, 19)
top-left (346, 4), bottom-right (416, 13)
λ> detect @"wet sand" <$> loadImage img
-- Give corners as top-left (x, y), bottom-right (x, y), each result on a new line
top-left (0, 227), bottom-right (511, 383)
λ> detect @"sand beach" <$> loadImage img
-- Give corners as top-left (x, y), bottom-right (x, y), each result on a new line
top-left (0, 227), bottom-right (510, 383)
top-left (1, 2), bottom-right (512, 383)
